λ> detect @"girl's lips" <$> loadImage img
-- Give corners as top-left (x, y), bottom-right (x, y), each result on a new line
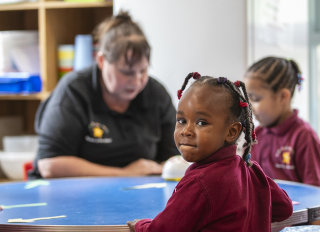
top-left (180, 143), bottom-right (196, 147)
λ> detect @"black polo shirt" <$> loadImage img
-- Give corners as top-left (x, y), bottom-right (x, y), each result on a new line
top-left (30, 64), bottom-right (178, 178)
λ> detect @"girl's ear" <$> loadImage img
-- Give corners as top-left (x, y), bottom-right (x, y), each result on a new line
top-left (225, 122), bottom-right (242, 144)
top-left (279, 88), bottom-right (291, 103)
top-left (96, 51), bottom-right (104, 70)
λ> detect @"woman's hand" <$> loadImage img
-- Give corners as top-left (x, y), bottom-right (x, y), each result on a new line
top-left (37, 156), bottom-right (163, 178)
top-left (122, 159), bottom-right (162, 176)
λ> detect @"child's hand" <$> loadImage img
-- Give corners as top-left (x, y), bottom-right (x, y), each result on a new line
top-left (127, 219), bottom-right (141, 232)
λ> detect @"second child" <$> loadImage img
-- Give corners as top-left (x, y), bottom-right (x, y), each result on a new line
top-left (244, 56), bottom-right (320, 186)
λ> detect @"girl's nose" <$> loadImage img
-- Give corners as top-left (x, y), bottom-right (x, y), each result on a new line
top-left (181, 124), bottom-right (194, 136)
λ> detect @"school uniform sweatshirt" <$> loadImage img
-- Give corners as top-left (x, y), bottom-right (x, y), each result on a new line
top-left (134, 145), bottom-right (292, 232)
top-left (251, 109), bottom-right (320, 186)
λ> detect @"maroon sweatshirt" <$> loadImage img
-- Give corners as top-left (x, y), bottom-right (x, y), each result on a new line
top-left (135, 145), bottom-right (292, 232)
top-left (251, 110), bottom-right (320, 186)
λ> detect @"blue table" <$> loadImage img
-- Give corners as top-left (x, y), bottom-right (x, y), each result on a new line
top-left (281, 225), bottom-right (320, 232)
top-left (0, 177), bottom-right (319, 231)
top-left (271, 180), bottom-right (320, 231)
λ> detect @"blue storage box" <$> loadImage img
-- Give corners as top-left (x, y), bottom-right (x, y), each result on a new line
top-left (0, 72), bottom-right (41, 94)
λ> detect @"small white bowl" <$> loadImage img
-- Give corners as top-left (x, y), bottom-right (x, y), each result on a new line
top-left (162, 155), bottom-right (192, 181)
top-left (0, 152), bottom-right (35, 180)
top-left (2, 135), bottom-right (38, 152)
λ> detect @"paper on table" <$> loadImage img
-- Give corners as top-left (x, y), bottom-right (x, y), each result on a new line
top-left (8, 215), bottom-right (66, 223)
top-left (24, 180), bottom-right (50, 189)
top-left (123, 182), bottom-right (167, 190)
top-left (1, 202), bottom-right (47, 209)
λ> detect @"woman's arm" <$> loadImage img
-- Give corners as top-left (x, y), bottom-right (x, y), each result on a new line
top-left (38, 156), bottom-right (163, 178)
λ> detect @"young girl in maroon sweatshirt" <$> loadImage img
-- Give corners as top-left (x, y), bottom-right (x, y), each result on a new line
top-left (244, 56), bottom-right (320, 186)
top-left (127, 73), bottom-right (293, 232)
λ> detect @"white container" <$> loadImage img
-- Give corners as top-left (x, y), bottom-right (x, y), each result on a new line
top-left (161, 155), bottom-right (191, 181)
top-left (0, 30), bottom-right (39, 73)
top-left (0, 152), bottom-right (35, 180)
top-left (3, 135), bottom-right (38, 152)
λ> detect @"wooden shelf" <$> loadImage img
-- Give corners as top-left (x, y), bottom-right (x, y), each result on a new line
top-left (0, 0), bottom-right (113, 134)
top-left (44, 1), bottom-right (112, 9)
top-left (0, 2), bottom-right (39, 11)
top-left (0, 0), bottom-right (112, 11)
top-left (0, 92), bottom-right (49, 100)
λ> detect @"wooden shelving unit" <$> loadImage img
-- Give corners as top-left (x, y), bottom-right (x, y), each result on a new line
top-left (0, 0), bottom-right (113, 134)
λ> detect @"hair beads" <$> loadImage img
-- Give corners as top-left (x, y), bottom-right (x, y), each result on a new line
top-left (177, 72), bottom-right (201, 99)
top-left (177, 74), bottom-right (257, 166)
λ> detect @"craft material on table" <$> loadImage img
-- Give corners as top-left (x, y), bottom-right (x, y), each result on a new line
top-left (8, 215), bottom-right (66, 223)
top-left (1, 202), bottom-right (47, 209)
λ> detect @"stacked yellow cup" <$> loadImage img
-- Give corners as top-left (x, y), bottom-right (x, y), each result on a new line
top-left (58, 44), bottom-right (74, 78)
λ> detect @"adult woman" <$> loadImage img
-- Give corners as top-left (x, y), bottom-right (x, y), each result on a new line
top-left (29, 12), bottom-right (178, 178)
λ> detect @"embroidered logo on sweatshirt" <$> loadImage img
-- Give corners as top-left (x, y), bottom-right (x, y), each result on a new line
top-left (85, 121), bottom-right (112, 143)
top-left (282, 152), bottom-right (291, 165)
top-left (275, 146), bottom-right (295, 170)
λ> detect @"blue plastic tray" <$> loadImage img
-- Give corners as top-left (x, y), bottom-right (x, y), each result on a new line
top-left (0, 72), bottom-right (41, 94)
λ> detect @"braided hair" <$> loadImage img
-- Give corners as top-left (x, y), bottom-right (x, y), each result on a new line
top-left (245, 56), bottom-right (303, 95)
top-left (177, 72), bottom-right (257, 167)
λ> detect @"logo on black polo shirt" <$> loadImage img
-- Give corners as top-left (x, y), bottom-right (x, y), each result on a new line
top-left (85, 121), bottom-right (112, 143)
top-left (275, 146), bottom-right (295, 170)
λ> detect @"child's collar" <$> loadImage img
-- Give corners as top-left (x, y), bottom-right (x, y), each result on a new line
top-left (265, 109), bottom-right (298, 135)
top-left (190, 145), bottom-right (237, 169)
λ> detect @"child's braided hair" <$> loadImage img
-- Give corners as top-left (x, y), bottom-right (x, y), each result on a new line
top-left (245, 56), bottom-right (303, 94)
top-left (177, 72), bottom-right (257, 166)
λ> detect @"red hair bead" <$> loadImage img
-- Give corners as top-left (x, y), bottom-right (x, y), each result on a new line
top-left (177, 89), bottom-right (182, 99)
top-left (192, 72), bottom-right (201, 79)
top-left (252, 130), bottom-right (256, 141)
top-left (239, 101), bottom-right (249, 107)
top-left (234, 81), bottom-right (241, 87)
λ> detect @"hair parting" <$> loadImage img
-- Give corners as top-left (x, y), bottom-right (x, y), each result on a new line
top-left (246, 56), bottom-right (302, 96)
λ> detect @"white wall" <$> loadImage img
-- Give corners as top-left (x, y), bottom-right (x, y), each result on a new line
top-left (114, 0), bottom-right (247, 107)
top-left (247, 0), bottom-right (309, 122)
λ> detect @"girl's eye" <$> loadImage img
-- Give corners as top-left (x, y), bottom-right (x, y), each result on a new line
top-left (176, 118), bottom-right (186, 124)
top-left (197, 120), bottom-right (208, 126)
top-left (248, 94), bottom-right (261, 102)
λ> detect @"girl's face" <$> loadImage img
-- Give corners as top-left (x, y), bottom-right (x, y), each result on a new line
top-left (174, 85), bottom-right (232, 163)
top-left (244, 78), bottom-right (283, 127)
top-left (100, 52), bottom-right (149, 102)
